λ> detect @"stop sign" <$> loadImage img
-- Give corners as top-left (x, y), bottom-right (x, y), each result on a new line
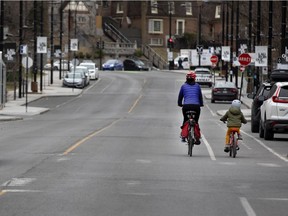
top-left (238, 53), bottom-right (251, 66)
top-left (210, 55), bottom-right (218, 64)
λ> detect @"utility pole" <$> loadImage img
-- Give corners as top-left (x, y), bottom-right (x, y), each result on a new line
top-left (19, 0), bottom-right (23, 98)
top-left (50, 1), bottom-right (54, 84)
top-left (268, 0), bottom-right (273, 79)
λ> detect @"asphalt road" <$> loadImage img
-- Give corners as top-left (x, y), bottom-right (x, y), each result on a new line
top-left (0, 70), bottom-right (287, 216)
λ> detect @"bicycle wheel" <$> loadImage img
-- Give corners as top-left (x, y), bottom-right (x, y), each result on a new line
top-left (188, 127), bottom-right (194, 157)
top-left (232, 137), bottom-right (237, 158)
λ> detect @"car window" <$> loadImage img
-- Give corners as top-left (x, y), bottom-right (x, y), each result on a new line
top-left (279, 86), bottom-right (288, 97)
top-left (267, 85), bottom-right (277, 98)
top-left (80, 64), bottom-right (94, 69)
top-left (196, 71), bottom-right (210, 75)
top-left (262, 87), bottom-right (271, 97)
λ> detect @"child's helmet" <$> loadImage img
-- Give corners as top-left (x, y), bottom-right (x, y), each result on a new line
top-left (231, 99), bottom-right (241, 108)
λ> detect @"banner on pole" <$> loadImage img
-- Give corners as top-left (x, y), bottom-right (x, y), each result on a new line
top-left (221, 46), bottom-right (230, 62)
top-left (70, 39), bottom-right (78, 51)
top-left (255, 46), bottom-right (268, 67)
top-left (37, 37), bottom-right (47, 53)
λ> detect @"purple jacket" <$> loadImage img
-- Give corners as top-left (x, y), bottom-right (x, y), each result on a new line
top-left (178, 82), bottom-right (203, 107)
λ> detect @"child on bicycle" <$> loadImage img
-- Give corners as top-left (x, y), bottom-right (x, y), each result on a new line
top-left (220, 99), bottom-right (247, 153)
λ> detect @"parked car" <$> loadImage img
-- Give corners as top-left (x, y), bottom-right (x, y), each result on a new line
top-left (79, 62), bottom-right (99, 80)
top-left (123, 59), bottom-right (149, 71)
top-left (211, 81), bottom-right (238, 103)
top-left (259, 82), bottom-right (288, 140)
top-left (247, 82), bottom-right (273, 133)
top-left (102, 59), bottom-right (123, 71)
top-left (194, 67), bottom-right (213, 87)
top-left (53, 60), bottom-right (74, 70)
top-left (62, 72), bottom-right (86, 89)
top-left (174, 55), bottom-right (189, 69)
top-left (69, 66), bottom-right (90, 86)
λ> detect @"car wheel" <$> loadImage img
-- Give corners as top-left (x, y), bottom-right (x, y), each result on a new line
top-left (211, 99), bottom-right (215, 103)
top-left (264, 121), bottom-right (274, 140)
top-left (259, 119), bottom-right (264, 138)
top-left (53, 66), bottom-right (58, 70)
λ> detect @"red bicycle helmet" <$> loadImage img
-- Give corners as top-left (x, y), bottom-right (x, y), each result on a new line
top-left (186, 71), bottom-right (196, 79)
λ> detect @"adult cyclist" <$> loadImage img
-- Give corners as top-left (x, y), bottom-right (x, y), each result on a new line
top-left (178, 71), bottom-right (203, 144)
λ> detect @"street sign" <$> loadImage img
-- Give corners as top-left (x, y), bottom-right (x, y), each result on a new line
top-left (240, 66), bottom-right (245, 72)
top-left (238, 53), bottom-right (251, 66)
top-left (196, 45), bottom-right (203, 55)
top-left (210, 55), bottom-right (218, 64)
top-left (22, 57), bottom-right (33, 69)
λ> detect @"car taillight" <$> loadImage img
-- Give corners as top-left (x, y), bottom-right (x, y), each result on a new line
top-left (272, 96), bottom-right (288, 103)
top-left (230, 88), bottom-right (238, 93)
top-left (213, 88), bottom-right (219, 92)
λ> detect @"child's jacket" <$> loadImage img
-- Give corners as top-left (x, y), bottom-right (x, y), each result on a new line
top-left (220, 107), bottom-right (247, 128)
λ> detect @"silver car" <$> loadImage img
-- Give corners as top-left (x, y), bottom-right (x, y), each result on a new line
top-left (69, 66), bottom-right (90, 86)
top-left (63, 72), bottom-right (86, 89)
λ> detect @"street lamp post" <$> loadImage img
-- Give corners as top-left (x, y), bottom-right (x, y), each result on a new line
top-left (168, 2), bottom-right (173, 70)
top-left (197, 1), bottom-right (202, 67)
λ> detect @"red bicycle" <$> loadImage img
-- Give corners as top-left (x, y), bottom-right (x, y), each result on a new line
top-left (228, 128), bottom-right (239, 158)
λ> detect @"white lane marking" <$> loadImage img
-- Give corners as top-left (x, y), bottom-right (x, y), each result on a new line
top-left (241, 131), bottom-right (288, 162)
top-left (259, 198), bottom-right (288, 201)
top-left (2, 189), bottom-right (41, 193)
top-left (100, 78), bottom-right (114, 93)
top-left (257, 163), bottom-right (282, 168)
top-left (122, 193), bottom-right (150, 196)
top-left (205, 104), bottom-right (217, 116)
top-left (136, 159), bottom-right (151, 164)
top-left (218, 162), bottom-right (237, 165)
top-left (57, 157), bottom-right (70, 162)
top-left (2, 178), bottom-right (36, 187)
top-left (202, 134), bottom-right (216, 161)
top-left (240, 197), bottom-right (257, 216)
top-left (126, 181), bottom-right (141, 186)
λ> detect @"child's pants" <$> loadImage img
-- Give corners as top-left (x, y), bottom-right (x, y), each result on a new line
top-left (225, 127), bottom-right (240, 145)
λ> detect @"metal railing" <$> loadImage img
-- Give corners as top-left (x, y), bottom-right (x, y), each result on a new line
top-left (142, 45), bottom-right (168, 70)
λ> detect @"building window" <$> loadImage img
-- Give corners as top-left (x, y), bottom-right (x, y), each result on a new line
top-left (148, 19), bottom-right (163, 34)
top-left (185, 2), bottom-right (192, 15)
top-left (149, 38), bottom-right (163, 46)
top-left (78, 16), bottom-right (86, 23)
top-left (151, 0), bottom-right (158, 14)
top-left (176, 20), bottom-right (185, 36)
top-left (117, 2), bottom-right (124, 14)
top-left (215, 5), bottom-right (221, 18)
top-left (102, 0), bottom-right (109, 8)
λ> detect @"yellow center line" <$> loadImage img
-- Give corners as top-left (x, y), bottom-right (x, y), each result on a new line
top-left (62, 119), bottom-right (120, 155)
top-left (128, 94), bottom-right (142, 113)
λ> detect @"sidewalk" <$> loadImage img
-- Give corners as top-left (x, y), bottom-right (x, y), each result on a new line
top-left (0, 72), bottom-right (82, 121)
top-left (0, 70), bottom-right (252, 121)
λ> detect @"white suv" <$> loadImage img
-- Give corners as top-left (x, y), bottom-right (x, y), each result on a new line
top-left (194, 67), bottom-right (213, 87)
top-left (259, 82), bottom-right (288, 140)
top-left (79, 62), bottom-right (99, 80)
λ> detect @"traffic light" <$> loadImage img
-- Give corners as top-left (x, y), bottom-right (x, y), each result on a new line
top-left (167, 38), bottom-right (174, 49)
top-left (19, 44), bottom-right (27, 55)
top-left (96, 41), bottom-right (100, 49)
top-left (101, 41), bottom-right (105, 49)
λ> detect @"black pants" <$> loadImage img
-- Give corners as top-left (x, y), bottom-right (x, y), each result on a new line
top-left (182, 104), bottom-right (201, 126)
